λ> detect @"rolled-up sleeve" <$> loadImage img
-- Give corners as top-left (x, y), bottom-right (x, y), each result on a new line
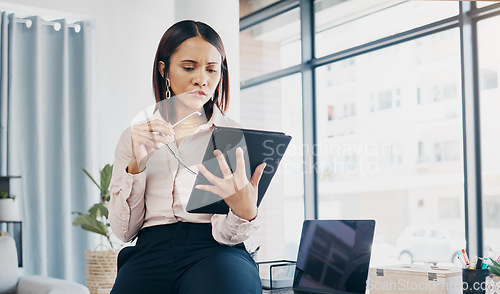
top-left (211, 210), bottom-right (260, 246)
top-left (108, 128), bottom-right (147, 242)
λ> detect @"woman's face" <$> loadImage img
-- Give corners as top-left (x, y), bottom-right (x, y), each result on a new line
top-left (164, 36), bottom-right (222, 116)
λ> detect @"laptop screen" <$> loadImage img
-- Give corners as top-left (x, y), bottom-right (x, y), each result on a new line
top-left (293, 220), bottom-right (375, 294)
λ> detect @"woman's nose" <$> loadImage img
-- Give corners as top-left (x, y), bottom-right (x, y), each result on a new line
top-left (193, 69), bottom-right (207, 87)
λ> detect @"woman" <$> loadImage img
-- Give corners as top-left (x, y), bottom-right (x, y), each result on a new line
top-left (109, 20), bottom-right (265, 294)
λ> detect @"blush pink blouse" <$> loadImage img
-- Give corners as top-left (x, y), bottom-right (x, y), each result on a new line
top-left (108, 108), bottom-right (259, 245)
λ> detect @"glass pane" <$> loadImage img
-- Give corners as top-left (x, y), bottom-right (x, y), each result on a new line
top-left (476, 1), bottom-right (498, 9)
top-left (241, 74), bottom-right (305, 261)
top-left (315, 29), bottom-right (465, 267)
top-left (314, 0), bottom-right (458, 57)
top-left (478, 16), bottom-right (500, 260)
top-left (240, 8), bottom-right (301, 82)
top-left (240, 0), bottom-right (282, 18)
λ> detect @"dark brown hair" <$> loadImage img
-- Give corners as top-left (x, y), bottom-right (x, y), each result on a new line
top-left (152, 20), bottom-right (229, 121)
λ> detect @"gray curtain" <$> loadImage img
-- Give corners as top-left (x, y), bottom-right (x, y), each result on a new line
top-left (0, 12), bottom-right (94, 284)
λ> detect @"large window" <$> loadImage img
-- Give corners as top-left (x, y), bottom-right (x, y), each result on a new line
top-left (315, 29), bottom-right (465, 266)
top-left (240, 8), bottom-right (301, 81)
top-left (476, 1), bottom-right (498, 9)
top-left (240, 0), bottom-right (498, 265)
top-left (478, 16), bottom-right (500, 259)
top-left (314, 0), bottom-right (457, 57)
top-left (241, 74), bottom-right (305, 261)
top-left (240, 0), bottom-right (283, 17)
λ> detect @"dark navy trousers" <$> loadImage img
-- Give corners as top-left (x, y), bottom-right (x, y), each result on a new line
top-left (110, 222), bottom-right (262, 294)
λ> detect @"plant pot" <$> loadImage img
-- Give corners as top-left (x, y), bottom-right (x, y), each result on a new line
top-left (85, 245), bottom-right (118, 294)
top-left (0, 198), bottom-right (19, 221)
top-left (486, 275), bottom-right (500, 294)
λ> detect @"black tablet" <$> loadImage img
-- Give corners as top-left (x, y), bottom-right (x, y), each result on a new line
top-left (186, 127), bottom-right (292, 214)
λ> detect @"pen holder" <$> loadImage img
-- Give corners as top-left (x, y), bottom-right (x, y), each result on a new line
top-left (463, 268), bottom-right (490, 294)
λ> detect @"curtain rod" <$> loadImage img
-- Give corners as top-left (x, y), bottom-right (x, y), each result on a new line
top-left (13, 17), bottom-right (81, 33)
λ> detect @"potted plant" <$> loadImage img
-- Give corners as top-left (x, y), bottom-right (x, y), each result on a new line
top-left (72, 164), bottom-right (114, 248)
top-left (485, 258), bottom-right (500, 293)
top-left (72, 164), bottom-right (118, 294)
top-left (0, 190), bottom-right (19, 221)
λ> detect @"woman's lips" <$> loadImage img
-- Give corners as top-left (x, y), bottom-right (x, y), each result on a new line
top-left (189, 90), bottom-right (206, 97)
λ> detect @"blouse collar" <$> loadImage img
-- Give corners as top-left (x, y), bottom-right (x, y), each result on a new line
top-left (196, 107), bottom-right (230, 132)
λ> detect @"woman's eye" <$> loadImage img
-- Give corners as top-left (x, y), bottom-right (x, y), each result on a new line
top-left (183, 67), bottom-right (195, 71)
top-left (207, 69), bottom-right (218, 73)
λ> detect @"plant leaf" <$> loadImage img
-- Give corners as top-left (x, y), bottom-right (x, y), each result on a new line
top-left (88, 203), bottom-right (108, 219)
top-left (489, 265), bottom-right (500, 276)
top-left (72, 214), bottom-right (108, 236)
top-left (491, 258), bottom-right (500, 268)
top-left (100, 164), bottom-right (113, 198)
top-left (83, 168), bottom-right (101, 190)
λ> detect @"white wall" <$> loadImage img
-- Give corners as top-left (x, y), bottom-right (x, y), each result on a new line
top-left (0, 0), bottom-right (176, 168)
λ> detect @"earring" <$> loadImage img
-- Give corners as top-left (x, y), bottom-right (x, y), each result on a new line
top-left (210, 96), bottom-right (214, 101)
top-left (165, 78), bottom-right (171, 100)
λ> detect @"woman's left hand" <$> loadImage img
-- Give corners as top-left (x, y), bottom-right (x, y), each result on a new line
top-left (195, 147), bottom-right (266, 221)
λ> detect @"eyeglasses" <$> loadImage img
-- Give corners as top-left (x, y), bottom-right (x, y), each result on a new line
top-left (165, 144), bottom-right (198, 175)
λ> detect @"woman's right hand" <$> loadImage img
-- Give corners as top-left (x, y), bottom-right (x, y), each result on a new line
top-left (128, 118), bottom-right (175, 174)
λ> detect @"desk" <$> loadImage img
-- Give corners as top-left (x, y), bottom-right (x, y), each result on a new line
top-left (0, 221), bottom-right (22, 267)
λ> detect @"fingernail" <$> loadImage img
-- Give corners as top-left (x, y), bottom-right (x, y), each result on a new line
top-left (214, 150), bottom-right (222, 156)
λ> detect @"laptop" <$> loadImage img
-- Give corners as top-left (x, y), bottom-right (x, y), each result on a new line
top-left (264, 220), bottom-right (376, 294)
